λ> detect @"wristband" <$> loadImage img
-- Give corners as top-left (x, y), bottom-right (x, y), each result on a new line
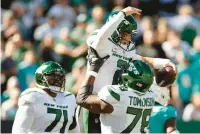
top-left (152, 58), bottom-right (170, 69)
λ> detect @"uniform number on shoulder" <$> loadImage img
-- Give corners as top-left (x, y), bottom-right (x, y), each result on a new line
top-left (121, 107), bottom-right (152, 133)
top-left (45, 108), bottom-right (68, 133)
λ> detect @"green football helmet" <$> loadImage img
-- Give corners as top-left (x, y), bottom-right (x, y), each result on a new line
top-left (108, 11), bottom-right (137, 50)
top-left (35, 61), bottom-right (65, 93)
top-left (121, 60), bottom-right (153, 93)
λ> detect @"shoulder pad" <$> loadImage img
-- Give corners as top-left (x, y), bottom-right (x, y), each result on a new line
top-left (63, 91), bottom-right (73, 97)
top-left (18, 88), bottom-right (41, 106)
top-left (20, 88), bottom-right (40, 96)
top-left (63, 92), bottom-right (75, 100)
top-left (98, 85), bottom-right (121, 104)
top-left (62, 92), bottom-right (76, 106)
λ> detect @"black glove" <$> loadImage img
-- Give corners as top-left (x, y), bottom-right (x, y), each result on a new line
top-left (87, 47), bottom-right (110, 73)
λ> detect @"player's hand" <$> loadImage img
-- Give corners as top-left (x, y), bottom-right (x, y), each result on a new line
top-left (87, 47), bottom-right (110, 73)
top-left (165, 62), bottom-right (178, 77)
top-left (121, 6), bottom-right (142, 16)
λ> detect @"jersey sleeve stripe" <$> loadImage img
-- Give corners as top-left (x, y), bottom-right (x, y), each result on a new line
top-left (108, 87), bottom-right (120, 101)
top-left (89, 31), bottom-right (98, 37)
top-left (64, 94), bottom-right (73, 97)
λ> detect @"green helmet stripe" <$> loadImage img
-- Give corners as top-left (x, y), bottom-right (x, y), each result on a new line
top-left (121, 60), bottom-right (153, 93)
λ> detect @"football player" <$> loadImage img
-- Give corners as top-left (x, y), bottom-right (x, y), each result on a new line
top-left (12, 61), bottom-right (79, 133)
top-left (78, 6), bottom-right (177, 133)
top-left (149, 83), bottom-right (180, 134)
top-left (77, 60), bottom-right (155, 133)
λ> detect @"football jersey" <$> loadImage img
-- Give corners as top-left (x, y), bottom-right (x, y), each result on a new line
top-left (87, 12), bottom-right (141, 94)
top-left (98, 85), bottom-right (155, 133)
top-left (149, 105), bottom-right (177, 133)
top-left (12, 88), bottom-right (78, 133)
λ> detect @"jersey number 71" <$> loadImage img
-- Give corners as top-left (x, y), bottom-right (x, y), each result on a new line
top-left (122, 107), bottom-right (152, 133)
top-left (45, 107), bottom-right (68, 133)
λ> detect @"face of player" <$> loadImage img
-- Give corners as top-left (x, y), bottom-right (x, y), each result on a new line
top-left (43, 73), bottom-right (65, 97)
top-left (120, 32), bottom-right (131, 45)
top-left (45, 74), bottom-right (65, 88)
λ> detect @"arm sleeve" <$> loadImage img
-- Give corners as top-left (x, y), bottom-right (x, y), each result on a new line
top-left (97, 12), bottom-right (125, 40)
top-left (132, 54), bottom-right (142, 60)
top-left (87, 12), bottom-right (125, 57)
top-left (12, 101), bottom-right (35, 133)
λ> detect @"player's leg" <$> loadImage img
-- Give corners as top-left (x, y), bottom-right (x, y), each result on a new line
top-left (82, 108), bottom-right (101, 133)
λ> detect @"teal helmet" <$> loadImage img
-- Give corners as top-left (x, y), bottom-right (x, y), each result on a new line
top-left (121, 60), bottom-right (153, 93)
top-left (35, 61), bottom-right (65, 93)
top-left (108, 11), bottom-right (137, 50)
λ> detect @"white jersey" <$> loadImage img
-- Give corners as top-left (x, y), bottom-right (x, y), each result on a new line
top-left (12, 88), bottom-right (79, 133)
top-left (87, 12), bottom-right (141, 94)
top-left (98, 85), bottom-right (155, 133)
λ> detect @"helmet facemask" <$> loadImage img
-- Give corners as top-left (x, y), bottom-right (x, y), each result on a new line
top-left (42, 71), bottom-right (65, 93)
top-left (35, 61), bottom-right (66, 93)
top-left (111, 20), bottom-right (137, 51)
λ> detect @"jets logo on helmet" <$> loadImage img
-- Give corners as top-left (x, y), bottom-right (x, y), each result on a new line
top-left (124, 20), bottom-right (129, 25)
top-left (128, 62), bottom-right (139, 75)
top-left (121, 60), bottom-right (153, 93)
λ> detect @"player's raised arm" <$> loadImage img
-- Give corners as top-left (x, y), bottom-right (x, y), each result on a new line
top-left (132, 54), bottom-right (177, 76)
top-left (97, 7), bottom-right (141, 40)
top-left (142, 57), bottom-right (177, 72)
top-left (76, 48), bottom-right (113, 114)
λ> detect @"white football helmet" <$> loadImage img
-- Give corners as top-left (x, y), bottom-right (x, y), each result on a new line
top-left (151, 80), bottom-right (170, 106)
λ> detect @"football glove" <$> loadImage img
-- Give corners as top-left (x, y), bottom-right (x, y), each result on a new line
top-left (87, 47), bottom-right (110, 73)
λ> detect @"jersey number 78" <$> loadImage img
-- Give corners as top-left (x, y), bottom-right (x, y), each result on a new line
top-left (122, 107), bottom-right (152, 133)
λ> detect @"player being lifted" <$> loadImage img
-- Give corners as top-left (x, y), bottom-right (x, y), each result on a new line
top-left (77, 59), bottom-right (155, 133)
top-left (149, 83), bottom-right (180, 134)
top-left (12, 61), bottom-right (79, 133)
top-left (78, 6), bottom-right (177, 133)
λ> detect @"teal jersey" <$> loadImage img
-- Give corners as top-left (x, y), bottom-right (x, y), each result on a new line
top-left (176, 66), bottom-right (193, 103)
top-left (149, 105), bottom-right (177, 133)
top-left (192, 77), bottom-right (200, 95)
